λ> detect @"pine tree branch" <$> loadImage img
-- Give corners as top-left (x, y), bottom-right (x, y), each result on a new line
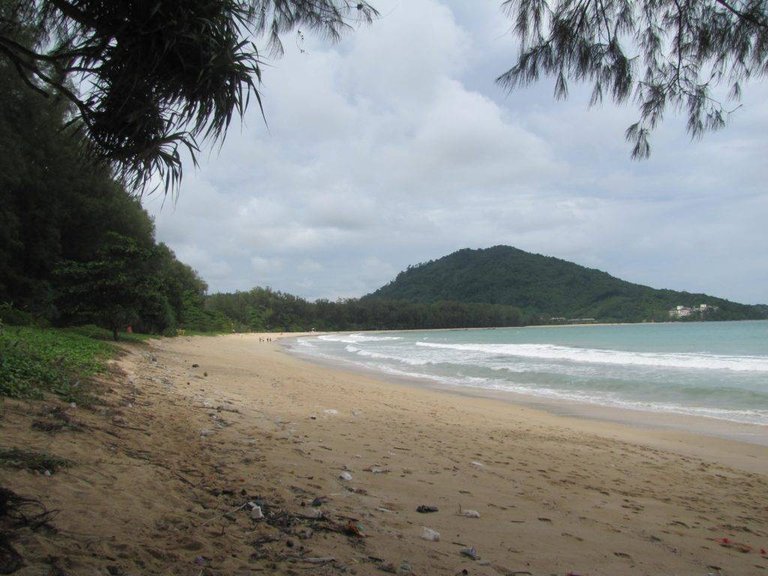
top-left (713, 0), bottom-right (768, 30)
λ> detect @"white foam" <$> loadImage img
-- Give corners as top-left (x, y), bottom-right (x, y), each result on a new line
top-left (293, 329), bottom-right (768, 427)
top-left (415, 342), bottom-right (768, 372)
top-left (319, 333), bottom-right (403, 344)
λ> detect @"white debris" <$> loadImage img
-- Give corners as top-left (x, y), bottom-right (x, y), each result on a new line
top-left (461, 509), bottom-right (481, 518)
top-left (339, 471), bottom-right (353, 481)
top-left (421, 527), bottom-right (440, 542)
top-left (249, 503), bottom-right (264, 520)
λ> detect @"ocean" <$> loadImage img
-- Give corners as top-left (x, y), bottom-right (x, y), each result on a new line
top-left (290, 321), bottom-right (768, 430)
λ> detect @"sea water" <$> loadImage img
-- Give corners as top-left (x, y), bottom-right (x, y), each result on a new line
top-left (291, 321), bottom-right (768, 428)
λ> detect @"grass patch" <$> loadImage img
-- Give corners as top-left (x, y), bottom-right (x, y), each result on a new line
top-left (0, 447), bottom-right (71, 474)
top-left (64, 324), bottom-right (153, 344)
top-left (0, 325), bottom-right (115, 402)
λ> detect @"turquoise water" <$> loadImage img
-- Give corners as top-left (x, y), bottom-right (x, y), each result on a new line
top-left (292, 321), bottom-right (768, 426)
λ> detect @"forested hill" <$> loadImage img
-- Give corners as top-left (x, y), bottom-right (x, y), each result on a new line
top-left (365, 246), bottom-right (765, 323)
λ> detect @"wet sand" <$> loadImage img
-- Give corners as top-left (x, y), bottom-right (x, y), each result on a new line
top-left (2, 333), bottom-right (767, 575)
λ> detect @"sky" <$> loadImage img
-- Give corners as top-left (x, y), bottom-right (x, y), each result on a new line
top-left (142, 0), bottom-right (768, 305)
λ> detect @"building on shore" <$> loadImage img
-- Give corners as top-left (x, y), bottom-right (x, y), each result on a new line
top-left (669, 304), bottom-right (717, 319)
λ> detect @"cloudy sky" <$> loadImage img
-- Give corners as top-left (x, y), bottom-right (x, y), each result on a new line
top-left (142, 0), bottom-right (768, 305)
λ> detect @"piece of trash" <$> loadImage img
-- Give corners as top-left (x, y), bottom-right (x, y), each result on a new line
top-left (323, 409), bottom-right (338, 415)
top-left (344, 520), bottom-right (365, 538)
top-left (200, 429), bottom-right (213, 437)
top-left (250, 504), bottom-right (264, 520)
top-left (339, 471), bottom-right (353, 481)
top-left (461, 509), bottom-right (481, 518)
top-left (712, 536), bottom-right (753, 553)
top-left (364, 466), bottom-right (390, 474)
top-left (470, 461), bottom-right (484, 468)
top-left (417, 505), bottom-right (439, 513)
top-left (460, 547), bottom-right (479, 560)
top-left (421, 527), bottom-right (440, 541)
top-left (69, 402), bottom-right (77, 409)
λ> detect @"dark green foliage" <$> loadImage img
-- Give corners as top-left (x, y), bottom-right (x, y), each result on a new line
top-left (0, 50), bottom-right (210, 338)
top-left (202, 287), bottom-right (527, 332)
top-left (0, 447), bottom-right (70, 474)
top-left (64, 324), bottom-right (151, 344)
top-left (55, 233), bottom-right (157, 340)
top-left (54, 235), bottom-right (213, 339)
top-left (0, 304), bottom-right (33, 327)
top-left (498, 0), bottom-right (768, 157)
top-left (365, 246), bottom-right (766, 323)
top-left (0, 325), bottom-right (113, 401)
top-left (0, 0), bottom-right (377, 192)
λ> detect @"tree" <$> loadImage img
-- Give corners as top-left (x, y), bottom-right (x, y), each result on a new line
top-left (497, 0), bottom-right (768, 157)
top-left (55, 233), bottom-right (155, 340)
top-left (0, 0), bottom-right (377, 192)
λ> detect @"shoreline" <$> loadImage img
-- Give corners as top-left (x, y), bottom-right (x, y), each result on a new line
top-left (284, 331), bottom-right (768, 453)
top-left (3, 332), bottom-right (767, 575)
top-left (283, 334), bottom-right (768, 473)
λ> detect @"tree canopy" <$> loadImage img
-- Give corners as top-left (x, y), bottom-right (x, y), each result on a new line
top-left (0, 0), bottom-right (376, 192)
top-left (497, 0), bottom-right (768, 157)
top-left (0, 58), bottom-right (210, 337)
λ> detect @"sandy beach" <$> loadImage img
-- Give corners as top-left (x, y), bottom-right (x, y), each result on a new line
top-left (2, 333), bottom-right (767, 575)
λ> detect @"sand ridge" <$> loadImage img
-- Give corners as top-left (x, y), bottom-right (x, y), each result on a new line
top-left (1, 332), bottom-right (767, 575)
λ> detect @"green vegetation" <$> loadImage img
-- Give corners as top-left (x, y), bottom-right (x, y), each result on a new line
top-left (0, 1), bottom-right (376, 192)
top-left (0, 325), bottom-right (114, 402)
top-left (0, 447), bottom-right (70, 474)
top-left (64, 325), bottom-right (152, 344)
top-left (0, 32), bottom-right (210, 339)
top-left (365, 246), bottom-right (767, 324)
top-left (202, 287), bottom-right (526, 332)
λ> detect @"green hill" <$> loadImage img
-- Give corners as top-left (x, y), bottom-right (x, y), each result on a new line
top-left (364, 246), bottom-right (765, 323)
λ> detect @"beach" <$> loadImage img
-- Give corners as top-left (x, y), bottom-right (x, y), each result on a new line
top-left (3, 333), bottom-right (767, 575)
